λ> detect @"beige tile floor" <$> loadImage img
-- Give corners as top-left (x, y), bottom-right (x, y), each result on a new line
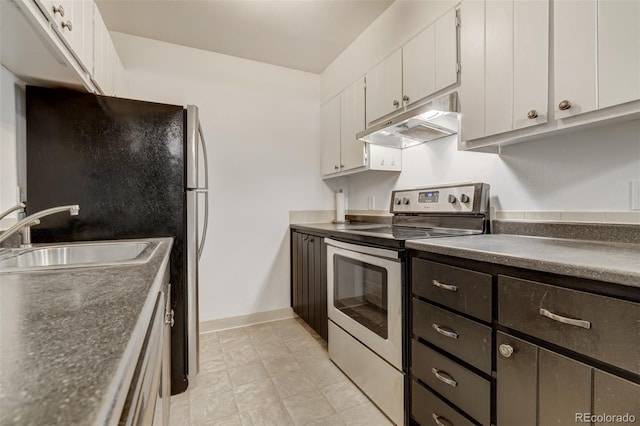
top-left (169, 317), bottom-right (394, 426)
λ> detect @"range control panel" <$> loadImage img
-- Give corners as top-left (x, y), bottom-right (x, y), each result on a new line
top-left (390, 183), bottom-right (490, 214)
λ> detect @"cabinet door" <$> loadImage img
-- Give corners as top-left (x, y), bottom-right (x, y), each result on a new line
top-left (593, 370), bottom-right (640, 425)
top-left (402, 25), bottom-right (435, 107)
top-left (365, 49), bottom-right (402, 123)
top-left (496, 332), bottom-right (537, 426)
top-left (513, 0), bottom-right (548, 129)
top-left (598, 0), bottom-right (640, 109)
top-left (554, 0), bottom-right (597, 119)
top-left (459, 0), bottom-right (485, 141)
top-left (321, 95), bottom-right (341, 176)
top-left (484, 0), bottom-right (514, 136)
top-left (434, 8), bottom-right (458, 93)
top-left (291, 231), bottom-right (302, 317)
top-left (340, 77), bottom-right (366, 172)
top-left (539, 349), bottom-right (592, 426)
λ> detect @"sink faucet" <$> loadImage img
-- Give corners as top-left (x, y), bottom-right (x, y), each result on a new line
top-left (0, 202), bottom-right (26, 222)
top-left (0, 205), bottom-right (80, 247)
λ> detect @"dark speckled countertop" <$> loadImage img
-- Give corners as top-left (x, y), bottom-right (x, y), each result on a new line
top-left (406, 234), bottom-right (640, 288)
top-left (0, 237), bottom-right (173, 426)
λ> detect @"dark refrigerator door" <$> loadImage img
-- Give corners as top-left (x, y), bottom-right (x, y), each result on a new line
top-left (26, 86), bottom-right (189, 394)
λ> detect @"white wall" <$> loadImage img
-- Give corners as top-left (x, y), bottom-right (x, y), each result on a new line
top-left (111, 33), bottom-right (338, 322)
top-left (347, 120), bottom-right (640, 212)
top-left (0, 66), bottom-right (26, 229)
top-left (322, 1), bottom-right (640, 215)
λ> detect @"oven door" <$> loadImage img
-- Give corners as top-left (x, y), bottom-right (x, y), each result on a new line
top-left (325, 238), bottom-right (403, 370)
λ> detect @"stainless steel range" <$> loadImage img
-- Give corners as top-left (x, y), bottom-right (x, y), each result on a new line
top-left (325, 183), bottom-right (490, 425)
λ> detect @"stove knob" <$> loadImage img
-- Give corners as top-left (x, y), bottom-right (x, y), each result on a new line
top-left (448, 194), bottom-right (457, 203)
top-left (402, 197), bottom-right (410, 205)
top-left (460, 194), bottom-right (470, 203)
top-left (394, 198), bottom-right (402, 205)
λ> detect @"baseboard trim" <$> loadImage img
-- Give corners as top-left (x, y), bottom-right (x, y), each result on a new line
top-left (200, 307), bottom-right (295, 334)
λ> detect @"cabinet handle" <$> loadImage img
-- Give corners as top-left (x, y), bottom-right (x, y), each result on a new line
top-left (380, 159), bottom-right (385, 165)
top-left (432, 279), bottom-right (457, 292)
top-left (393, 100), bottom-right (400, 108)
top-left (499, 344), bottom-right (514, 358)
top-left (334, 165), bottom-right (339, 170)
top-left (61, 20), bottom-right (73, 31)
top-left (402, 95), bottom-right (410, 103)
top-left (165, 309), bottom-right (174, 327)
top-left (432, 323), bottom-right (458, 339)
top-left (558, 100), bottom-right (572, 111)
top-left (527, 109), bottom-right (538, 119)
top-left (432, 413), bottom-right (453, 426)
top-left (539, 308), bottom-right (591, 329)
top-left (431, 368), bottom-right (457, 387)
top-left (340, 164), bottom-right (344, 168)
top-left (52, 4), bottom-right (64, 17)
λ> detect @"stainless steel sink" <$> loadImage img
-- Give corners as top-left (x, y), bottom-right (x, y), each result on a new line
top-left (0, 240), bottom-right (159, 273)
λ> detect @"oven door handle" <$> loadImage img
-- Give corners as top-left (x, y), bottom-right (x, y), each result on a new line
top-left (324, 238), bottom-right (400, 260)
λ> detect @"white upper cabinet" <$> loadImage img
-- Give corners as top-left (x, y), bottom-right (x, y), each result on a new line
top-left (366, 49), bottom-right (403, 124)
top-left (512, 0), bottom-right (549, 130)
top-left (92, 3), bottom-right (124, 96)
top-left (37, 0), bottom-right (93, 73)
top-left (322, 76), bottom-right (401, 178)
top-left (462, 0), bottom-right (549, 141)
top-left (554, 0), bottom-right (639, 119)
top-left (340, 77), bottom-right (367, 172)
top-left (321, 95), bottom-right (342, 176)
top-left (402, 8), bottom-right (458, 108)
top-left (459, 0), bottom-right (486, 142)
top-left (597, 0), bottom-right (640, 109)
top-left (553, 0), bottom-right (597, 119)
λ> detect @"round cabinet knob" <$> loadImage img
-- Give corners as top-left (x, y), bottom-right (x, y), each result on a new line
top-left (334, 165), bottom-right (339, 170)
top-left (558, 100), bottom-right (572, 111)
top-left (340, 164), bottom-right (344, 168)
top-left (61, 20), bottom-right (73, 31)
top-left (393, 100), bottom-right (400, 108)
top-left (527, 109), bottom-right (538, 119)
top-left (394, 198), bottom-right (402, 205)
top-left (499, 344), bottom-right (514, 358)
top-left (402, 95), bottom-right (410, 103)
top-left (460, 194), bottom-right (470, 203)
top-left (52, 4), bottom-right (64, 16)
top-left (402, 197), bottom-right (410, 205)
top-left (380, 159), bottom-right (385, 165)
top-left (447, 194), bottom-right (457, 203)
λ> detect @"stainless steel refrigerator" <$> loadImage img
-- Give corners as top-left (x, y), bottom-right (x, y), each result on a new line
top-left (25, 86), bottom-right (208, 394)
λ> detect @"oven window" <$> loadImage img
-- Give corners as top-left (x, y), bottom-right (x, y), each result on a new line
top-left (334, 255), bottom-right (388, 339)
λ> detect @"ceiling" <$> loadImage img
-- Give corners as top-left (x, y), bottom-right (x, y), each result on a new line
top-left (95, 0), bottom-right (394, 74)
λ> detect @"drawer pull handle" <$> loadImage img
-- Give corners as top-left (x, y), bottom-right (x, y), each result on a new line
top-left (539, 308), bottom-right (591, 329)
top-left (432, 280), bottom-right (457, 292)
top-left (431, 368), bottom-right (457, 387)
top-left (432, 323), bottom-right (458, 339)
top-left (432, 413), bottom-right (453, 426)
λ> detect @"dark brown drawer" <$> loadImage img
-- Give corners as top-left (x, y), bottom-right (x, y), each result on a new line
top-left (413, 298), bottom-right (492, 374)
top-left (412, 259), bottom-right (492, 322)
top-left (411, 379), bottom-right (476, 426)
top-left (412, 340), bottom-right (491, 425)
top-left (498, 275), bottom-right (640, 374)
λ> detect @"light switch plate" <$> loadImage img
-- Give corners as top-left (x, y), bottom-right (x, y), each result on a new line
top-left (632, 180), bottom-right (640, 210)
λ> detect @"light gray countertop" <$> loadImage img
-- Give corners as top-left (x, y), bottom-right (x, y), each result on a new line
top-left (406, 234), bottom-right (640, 288)
top-left (0, 237), bottom-right (173, 425)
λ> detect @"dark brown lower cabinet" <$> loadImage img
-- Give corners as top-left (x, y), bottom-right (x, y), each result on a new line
top-left (291, 230), bottom-right (327, 341)
top-left (496, 331), bottom-right (640, 425)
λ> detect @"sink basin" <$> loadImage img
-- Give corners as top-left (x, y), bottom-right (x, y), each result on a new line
top-left (0, 240), bottom-right (159, 273)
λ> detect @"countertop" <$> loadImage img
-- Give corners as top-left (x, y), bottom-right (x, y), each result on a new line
top-left (0, 237), bottom-right (173, 426)
top-left (406, 234), bottom-right (640, 288)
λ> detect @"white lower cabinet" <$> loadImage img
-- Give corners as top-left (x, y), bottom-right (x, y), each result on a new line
top-left (321, 76), bottom-right (401, 178)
